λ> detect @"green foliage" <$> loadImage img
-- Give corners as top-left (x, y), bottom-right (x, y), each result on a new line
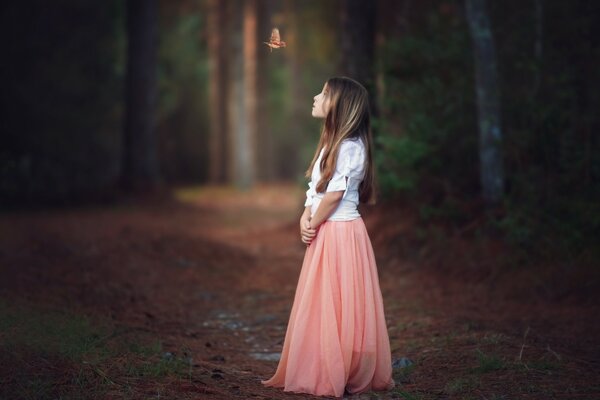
top-left (0, 1), bottom-right (211, 205)
top-left (157, 7), bottom-right (209, 181)
top-left (377, 8), bottom-right (477, 199)
top-left (493, 202), bottom-right (535, 250)
top-left (493, 1), bottom-right (600, 257)
top-left (375, 133), bottom-right (429, 194)
top-left (492, 192), bottom-right (600, 263)
top-left (376, 2), bottom-right (600, 261)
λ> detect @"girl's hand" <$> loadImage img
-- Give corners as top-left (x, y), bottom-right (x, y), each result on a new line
top-left (300, 215), bottom-right (317, 245)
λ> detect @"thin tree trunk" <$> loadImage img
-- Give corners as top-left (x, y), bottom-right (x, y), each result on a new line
top-left (256, 0), bottom-right (274, 181)
top-left (207, 0), bottom-right (229, 183)
top-left (465, 0), bottom-right (504, 205)
top-left (339, 0), bottom-right (378, 119)
top-left (532, 0), bottom-right (543, 97)
top-left (242, 0), bottom-right (258, 188)
top-left (121, 0), bottom-right (159, 191)
top-left (227, 0), bottom-right (243, 184)
top-left (227, 0), bottom-right (257, 189)
top-left (284, 0), bottom-right (303, 179)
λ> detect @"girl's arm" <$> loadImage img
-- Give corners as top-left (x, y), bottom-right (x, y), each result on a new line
top-left (300, 206), bottom-right (316, 244)
top-left (300, 206), bottom-right (312, 231)
top-left (309, 190), bottom-right (344, 229)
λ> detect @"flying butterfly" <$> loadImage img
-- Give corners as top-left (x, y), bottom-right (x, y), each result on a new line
top-left (263, 27), bottom-right (286, 52)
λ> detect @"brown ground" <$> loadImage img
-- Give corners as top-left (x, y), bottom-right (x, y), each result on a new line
top-left (0, 184), bottom-right (598, 399)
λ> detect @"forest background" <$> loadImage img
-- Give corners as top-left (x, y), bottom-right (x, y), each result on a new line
top-left (1, 1), bottom-right (600, 399)
top-left (2, 0), bottom-right (598, 265)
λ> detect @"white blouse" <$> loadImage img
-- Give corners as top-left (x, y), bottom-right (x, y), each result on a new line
top-left (304, 138), bottom-right (366, 221)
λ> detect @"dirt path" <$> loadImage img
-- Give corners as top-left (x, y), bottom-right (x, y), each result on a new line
top-left (1, 184), bottom-right (598, 399)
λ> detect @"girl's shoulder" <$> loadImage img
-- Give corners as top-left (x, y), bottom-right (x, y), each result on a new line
top-left (338, 138), bottom-right (366, 172)
top-left (340, 137), bottom-right (365, 154)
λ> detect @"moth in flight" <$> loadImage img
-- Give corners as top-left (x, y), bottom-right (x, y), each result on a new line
top-left (264, 27), bottom-right (286, 52)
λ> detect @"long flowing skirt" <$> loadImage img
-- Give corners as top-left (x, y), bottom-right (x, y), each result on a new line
top-left (261, 217), bottom-right (395, 397)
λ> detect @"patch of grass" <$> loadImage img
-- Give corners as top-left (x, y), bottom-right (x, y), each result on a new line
top-left (428, 331), bottom-right (459, 348)
top-left (398, 338), bottom-right (423, 353)
top-left (444, 376), bottom-right (480, 395)
top-left (0, 300), bottom-right (191, 399)
top-left (474, 349), bottom-right (505, 373)
top-left (126, 349), bottom-right (192, 379)
top-left (461, 320), bottom-right (482, 332)
top-left (520, 382), bottom-right (540, 393)
top-left (512, 358), bottom-right (563, 374)
top-left (527, 357), bottom-right (563, 372)
top-left (0, 301), bottom-right (111, 362)
top-left (388, 385), bottom-right (425, 400)
top-left (512, 352), bottom-right (564, 375)
top-left (126, 338), bottom-right (162, 357)
top-left (480, 332), bottom-right (506, 345)
top-left (18, 377), bottom-right (54, 400)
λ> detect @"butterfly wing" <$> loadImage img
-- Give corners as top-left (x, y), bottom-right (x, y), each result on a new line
top-left (270, 28), bottom-right (281, 43)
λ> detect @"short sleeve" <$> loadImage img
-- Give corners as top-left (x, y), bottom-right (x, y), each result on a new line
top-left (325, 140), bottom-right (365, 194)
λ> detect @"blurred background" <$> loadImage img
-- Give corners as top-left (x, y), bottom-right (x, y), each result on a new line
top-left (0, 0), bottom-right (600, 260)
top-left (1, 0), bottom-right (599, 259)
top-left (1, 1), bottom-right (600, 398)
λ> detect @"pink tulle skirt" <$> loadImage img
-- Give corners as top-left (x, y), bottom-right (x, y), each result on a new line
top-left (262, 217), bottom-right (395, 397)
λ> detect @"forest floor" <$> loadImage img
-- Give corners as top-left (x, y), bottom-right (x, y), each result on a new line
top-left (1, 184), bottom-right (599, 400)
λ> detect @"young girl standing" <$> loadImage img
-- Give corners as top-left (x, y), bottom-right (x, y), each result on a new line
top-left (262, 77), bottom-right (395, 397)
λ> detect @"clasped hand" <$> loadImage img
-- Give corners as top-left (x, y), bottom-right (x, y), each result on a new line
top-left (300, 216), bottom-right (317, 245)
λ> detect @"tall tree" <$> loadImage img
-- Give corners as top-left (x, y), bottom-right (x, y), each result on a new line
top-left (339, 0), bottom-right (378, 119)
top-left (256, 0), bottom-right (275, 181)
top-left (207, 0), bottom-right (230, 183)
top-left (465, 0), bottom-right (504, 205)
top-left (241, 0), bottom-right (258, 188)
top-left (121, 0), bottom-right (160, 191)
top-left (226, 0), bottom-right (258, 189)
top-left (283, 0), bottom-right (303, 179)
top-left (227, 0), bottom-right (242, 185)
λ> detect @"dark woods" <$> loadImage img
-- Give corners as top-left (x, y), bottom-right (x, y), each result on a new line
top-left (122, 0), bottom-right (160, 191)
top-left (0, 0), bottom-right (598, 260)
top-left (1, 2), bottom-right (125, 203)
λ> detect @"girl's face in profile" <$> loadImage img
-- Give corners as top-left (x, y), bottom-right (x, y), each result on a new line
top-left (312, 83), bottom-right (329, 118)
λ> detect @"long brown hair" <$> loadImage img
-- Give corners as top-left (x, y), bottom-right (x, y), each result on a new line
top-left (305, 77), bottom-right (376, 204)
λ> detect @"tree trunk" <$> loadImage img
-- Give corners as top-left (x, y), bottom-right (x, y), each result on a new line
top-left (227, 0), bottom-right (257, 189)
top-left (465, 0), bottom-right (504, 205)
top-left (256, 0), bottom-right (274, 181)
top-left (339, 0), bottom-right (378, 119)
top-left (207, 0), bottom-right (229, 183)
top-left (242, 0), bottom-right (258, 188)
top-left (227, 0), bottom-right (243, 184)
top-left (283, 0), bottom-right (304, 179)
top-left (532, 0), bottom-right (543, 98)
top-left (121, 0), bottom-right (159, 191)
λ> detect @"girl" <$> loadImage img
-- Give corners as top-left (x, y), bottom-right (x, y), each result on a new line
top-left (261, 77), bottom-right (395, 397)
